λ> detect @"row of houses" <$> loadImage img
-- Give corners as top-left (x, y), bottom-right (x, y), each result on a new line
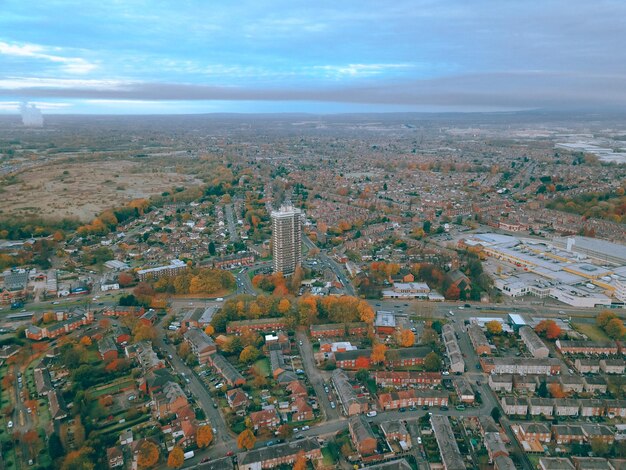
top-left (467, 323), bottom-right (492, 356)
top-left (334, 346), bottom-right (433, 370)
top-left (501, 396), bottom-right (626, 418)
top-left (238, 437), bottom-right (321, 470)
top-left (183, 328), bottom-right (217, 363)
top-left (556, 340), bottom-right (620, 356)
top-left (378, 389), bottom-right (449, 410)
top-left (480, 357), bottom-right (562, 375)
top-left (520, 326), bottom-right (550, 358)
top-left (226, 318), bottom-right (287, 334)
top-left (442, 324), bottom-right (465, 373)
top-left (310, 322), bottom-right (368, 338)
top-left (25, 310), bottom-right (94, 340)
top-left (371, 371), bottom-right (442, 388)
top-left (331, 369), bottom-right (369, 416)
top-left (538, 457), bottom-right (626, 470)
top-left (511, 421), bottom-right (614, 446)
top-left (489, 373), bottom-right (607, 394)
top-left (574, 358), bottom-right (625, 374)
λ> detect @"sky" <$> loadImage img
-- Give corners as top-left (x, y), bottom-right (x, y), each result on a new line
top-left (0, 0), bottom-right (625, 114)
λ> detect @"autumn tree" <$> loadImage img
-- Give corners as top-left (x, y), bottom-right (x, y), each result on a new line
top-left (398, 329), bottom-right (415, 347)
top-left (167, 446), bottom-right (184, 469)
top-left (535, 320), bottom-right (561, 339)
top-left (137, 440), bottom-right (159, 468)
top-left (485, 321), bottom-right (502, 335)
top-left (549, 383), bottom-right (566, 398)
top-left (239, 345), bottom-right (260, 364)
top-left (605, 318), bottom-right (626, 339)
top-left (277, 424), bottom-right (293, 440)
top-left (370, 343), bottom-right (387, 364)
top-left (79, 336), bottom-right (92, 346)
top-left (293, 451), bottom-right (308, 470)
top-left (444, 284), bottom-right (460, 300)
top-left (278, 298), bottom-right (291, 314)
top-left (118, 272), bottom-right (135, 287)
top-left (196, 427), bottom-right (214, 449)
top-left (424, 352), bottom-right (442, 371)
top-left (204, 325), bottom-right (215, 336)
top-left (237, 429), bottom-right (256, 450)
top-left (597, 310), bottom-right (618, 328)
top-left (134, 324), bottom-right (157, 342)
top-left (545, 322), bottom-right (562, 339)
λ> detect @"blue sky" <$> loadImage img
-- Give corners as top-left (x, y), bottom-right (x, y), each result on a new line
top-left (0, 0), bottom-right (625, 114)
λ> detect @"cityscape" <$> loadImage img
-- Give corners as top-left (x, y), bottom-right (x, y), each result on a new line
top-left (0, 2), bottom-right (626, 470)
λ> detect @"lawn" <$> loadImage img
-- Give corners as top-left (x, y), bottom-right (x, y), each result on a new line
top-left (252, 358), bottom-right (270, 377)
top-left (321, 447), bottom-right (337, 467)
top-left (90, 377), bottom-right (135, 398)
top-left (572, 323), bottom-right (610, 342)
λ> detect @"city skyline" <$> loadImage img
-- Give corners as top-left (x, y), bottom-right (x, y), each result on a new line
top-left (1, 1), bottom-right (626, 114)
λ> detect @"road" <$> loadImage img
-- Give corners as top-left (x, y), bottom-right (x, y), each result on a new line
top-left (224, 204), bottom-right (239, 243)
top-left (295, 331), bottom-right (340, 421)
top-left (153, 319), bottom-right (238, 465)
top-left (303, 234), bottom-right (355, 296)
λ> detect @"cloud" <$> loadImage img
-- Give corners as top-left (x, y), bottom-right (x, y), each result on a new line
top-left (311, 63), bottom-right (413, 78)
top-left (0, 41), bottom-right (97, 74)
top-left (2, 71), bottom-right (626, 110)
top-left (0, 77), bottom-right (129, 90)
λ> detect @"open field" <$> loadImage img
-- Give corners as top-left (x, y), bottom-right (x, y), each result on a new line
top-left (571, 322), bottom-right (610, 341)
top-left (0, 158), bottom-right (203, 221)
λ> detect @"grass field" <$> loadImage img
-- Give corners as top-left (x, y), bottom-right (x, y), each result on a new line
top-left (90, 377), bottom-right (135, 398)
top-left (572, 322), bottom-right (610, 341)
top-left (252, 358), bottom-right (270, 377)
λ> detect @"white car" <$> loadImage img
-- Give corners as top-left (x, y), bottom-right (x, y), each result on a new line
top-left (417, 437), bottom-right (422, 444)
top-left (366, 411), bottom-right (377, 417)
top-left (442, 371), bottom-right (450, 376)
top-left (7, 421), bottom-right (13, 429)
top-left (301, 426), bottom-right (310, 431)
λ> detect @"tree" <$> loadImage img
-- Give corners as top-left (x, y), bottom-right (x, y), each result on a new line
top-left (79, 336), bottom-right (92, 346)
top-left (538, 380), bottom-right (548, 398)
top-left (237, 429), bottom-right (256, 450)
top-left (167, 446), bottom-right (184, 469)
top-left (491, 407), bottom-right (501, 423)
top-left (137, 440), bottom-right (159, 468)
top-left (355, 369), bottom-right (370, 383)
top-left (597, 310), bottom-right (618, 328)
top-left (118, 272), bottom-right (135, 287)
top-left (591, 437), bottom-right (610, 456)
top-left (398, 329), bottom-right (415, 347)
top-left (134, 324), bottom-right (157, 342)
top-left (444, 284), bottom-right (460, 300)
top-left (278, 298), bottom-right (291, 314)
top-left (549, 383), bottom-right (566, 398)
top-left (277, 424), bottom-right (293, 440)
top-left (204, 325), bottom-right (215, 336)
top-left (424, 352), bottom-right (442, 371)
top-left (48, 432), bottom-right (65, 461)
top-left (196, 425), bottom-right (214, 448)
top-left (485, 321), bottom-right (502, 335)
top-left (239, 345), bottom-right (260, 364)
top-left (293, 451), bottom-right (307, 470)
top-left (370, 343), bottom-right (387, 364)
top-left (605, 318), bottom-right (626, 339)
top-left (545, 322), bottom-right (562, 339)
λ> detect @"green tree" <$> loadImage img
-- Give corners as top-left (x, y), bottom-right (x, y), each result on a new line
top-left (491, 407), bottom-right (501, 423)
top-left (538, 380), bottom-right (548, 398)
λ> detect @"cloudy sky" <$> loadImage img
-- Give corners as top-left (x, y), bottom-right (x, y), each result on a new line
top-left (0, 0), bottom-right (625, 114)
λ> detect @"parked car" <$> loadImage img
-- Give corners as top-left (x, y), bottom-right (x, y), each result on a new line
top-left (439, 405), bottom-right (449, 411)
top-left (399, 407), bottom-right (406, 412)
top-left (366, 411), bottom-right (377, 417)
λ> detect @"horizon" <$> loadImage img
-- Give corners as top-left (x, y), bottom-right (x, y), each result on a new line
top-left (1, 1), bottom-right (626, 115)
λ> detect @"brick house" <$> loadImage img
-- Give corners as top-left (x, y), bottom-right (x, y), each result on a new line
top-left (238, 438), bottom-right (321, 470)
top-left (372, 371), bottom-right (441, 388)
top-left (378, 390), bottom-right (448, 410)
top-left (349, 415), bottom-right (377, 456)
top-left (249, 408), bottom-right (280, 430)
top-left (291, 397), bottom-right (313, 422)
top-left (227, 318), bottom-right (287, 334)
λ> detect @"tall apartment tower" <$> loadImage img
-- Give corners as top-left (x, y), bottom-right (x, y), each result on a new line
top-left (271, 203), bottom-right (303, 276)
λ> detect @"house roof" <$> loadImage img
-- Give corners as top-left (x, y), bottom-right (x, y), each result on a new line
top-left (349, 414), bottom-right (376, 443)
top-left (239, 438), bottom-right (320, 465)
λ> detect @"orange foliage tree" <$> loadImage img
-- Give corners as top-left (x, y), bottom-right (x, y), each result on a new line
top-left (137, 440), bottom-right (159, 468)
top-left (237, 429), bottom-right (256, 450)
top-left (293, 451), bottom-right (307, 470)
top-left (167, 446), bottom-right (184, 469)
top-left (398, 329), bottom-right (415, 347)
top-left (370, 343), bottom-right (387, 364)
top-left (196, 425), bottom-right (214, 448)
